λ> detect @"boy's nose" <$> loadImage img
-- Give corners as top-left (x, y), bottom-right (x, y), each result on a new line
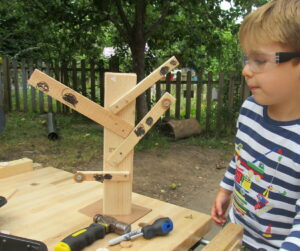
top-left (242, 64), bottom-right (254, 78)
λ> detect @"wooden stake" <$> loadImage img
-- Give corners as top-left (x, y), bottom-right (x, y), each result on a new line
top-left (103, 72), bottom-right (136, 215)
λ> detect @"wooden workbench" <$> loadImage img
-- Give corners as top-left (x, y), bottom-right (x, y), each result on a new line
top-left (0, 165), bottom-right (214, 251)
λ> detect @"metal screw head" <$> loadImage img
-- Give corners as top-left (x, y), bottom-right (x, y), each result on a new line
top-left (74, 173), bottom-right (84, 182)
top-left (162, 99), bottom-right (171, 107)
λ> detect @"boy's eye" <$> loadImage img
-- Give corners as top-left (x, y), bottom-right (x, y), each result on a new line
top-left (253, 58), bottom-right (267, 65)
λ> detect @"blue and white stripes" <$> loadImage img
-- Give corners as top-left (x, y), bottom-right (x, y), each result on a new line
top-left (220, 96), bottom-right (300, 250)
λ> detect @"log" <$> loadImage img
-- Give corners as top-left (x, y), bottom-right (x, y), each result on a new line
top-left (162, 118), bottom-right (201, 140)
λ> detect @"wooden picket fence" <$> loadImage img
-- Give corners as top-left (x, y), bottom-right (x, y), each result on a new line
top-left (0, 56), bottom-right (250, 135)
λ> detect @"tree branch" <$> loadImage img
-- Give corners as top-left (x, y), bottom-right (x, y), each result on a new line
top-left (115, 0), bottom-right (132, 34)
top-left (144, 1), bottom-right (171, 41)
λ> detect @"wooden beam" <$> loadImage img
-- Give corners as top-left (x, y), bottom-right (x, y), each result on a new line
top-left (103, 72), bottom-right (136, 215)
top-left (74, 171), bottom-right (130, 182)
top-left (0, 158), bottom-right (33, 178)
top-left (202, 223), bottom-right (243, 251)
top-left (28, 69), bottom-right (134, 138)
top-left (107, 92), bottom-right (175, 167)
top-left (109, 56), bottom-right (179, 114)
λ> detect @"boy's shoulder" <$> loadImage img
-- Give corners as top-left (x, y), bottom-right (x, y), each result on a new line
top-left (240, 96), bottom-right (264, 117)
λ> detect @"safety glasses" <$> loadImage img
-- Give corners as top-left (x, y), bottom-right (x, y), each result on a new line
top-left (243, 52), bottom-right (300, 73)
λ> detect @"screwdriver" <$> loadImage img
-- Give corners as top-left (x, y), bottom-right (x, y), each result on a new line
top-left (108, 217), bottom-right (173, 246)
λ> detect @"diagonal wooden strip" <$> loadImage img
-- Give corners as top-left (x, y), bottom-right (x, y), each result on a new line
top-left (109, 56), bottom-right (179, 114)
top-left (107, 92), bottom-right (175, 166)
top-left (28, 69), bottom-right (134, 138)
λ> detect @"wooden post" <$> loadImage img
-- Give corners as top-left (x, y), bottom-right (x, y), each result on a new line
top-left (12, 60), bottom-right (20, 111)
top-left (21, 59), bottom-right (28, 112)
top-left (2, 56), bottom-right (11, 112)
top-left (206, 72), bottom-right (213, 132)
top-left (196, 72), bottom-right (203, 122)
top-left (175, 71), bottom-right (181, 119)
top-left (103, 72), bottom-right (136, 215)
top-left (185, 71), bottom-right (192, 119)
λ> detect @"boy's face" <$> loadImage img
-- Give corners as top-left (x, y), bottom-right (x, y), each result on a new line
top-left (242, 42), bottom-right (300, 115)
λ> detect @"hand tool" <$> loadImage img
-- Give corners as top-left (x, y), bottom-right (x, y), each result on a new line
top-left (108, 217), bottom-right (173, 246)
top-left (0, 196), bottom-right (7, 208)
top-left (54, 214), bottom-right (130, 251)
top-left (0, 232), bottom-right (48, 251)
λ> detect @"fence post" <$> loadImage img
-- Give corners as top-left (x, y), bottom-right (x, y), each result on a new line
top-left (165, 73), bottom-right (171, 118)
top-left (175, 71), bottom-right (181, 119)
top-left (196, 72), bottom-right (203, 122)
top-left (21, 59), bottom-right (28, 112)
top-left (216, 72), bottom-right (224, 136)
top-left (3, 56), bottom-right (12, 112)
top-left (185, 71), bottom-right (192, 119)
top-left (206, 72), bottom-right (213, 132)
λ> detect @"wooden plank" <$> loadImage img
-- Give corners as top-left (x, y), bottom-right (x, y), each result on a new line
top-left (202, 223), bottom-right (243, 251)
top-left (37, 61), bottom-right (45, 113)
top-left (74, 171), bottom-right (130, 182)
top-left (99, 60), bottom-right (105, 107)
top-left (90, 59), bottom-right (96, 101)
top-left (0, 158), bottom-right (33, 178)
top-left (12, 60), bottom-right (20, 111)
top-left (45, 63), bottom-right (53, 112)
top-left (28, 69), bottom-right (134, 138)
top-left (54, 62), bottom-right (61, 113)
top-left (72, 59), bottom-right (78, 92)
top-left (107, 92), bottom-right (175, 167)
top-left (109, 56), bottom-right (179, 114)
top-left (155, 82), bottom-right (161, 102)
top-left (206, 72), bottom-right (213, 132)
top-left (21, 59), bottom-right (28, 112)
top-left (2, 56), bottom-right (12, 112)
top-left (104, 72), bottom-right (136, 215)
top-left (165, 73), bottom-right (171, 118)
top-left (216, 72), bottom-right (224, 136)
top-left (0, 166), bottom-right (212, 251)
top-left (175, 72), bottom-right (181, 119)
top-left (29, 60), bottom-right (37, 112)
top-left (81, 59), bottom-right (87, 96)
top-left (196, 72), bottom-right (203, 122)
top-left (185, 71), bottom-right (192, 119)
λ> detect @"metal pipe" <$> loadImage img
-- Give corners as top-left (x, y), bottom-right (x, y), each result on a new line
top-left (47, 112), bottom-right (58, 140)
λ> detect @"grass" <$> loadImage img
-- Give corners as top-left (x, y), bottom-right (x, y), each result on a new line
top-left (0, 112), bottom-right (235, 171)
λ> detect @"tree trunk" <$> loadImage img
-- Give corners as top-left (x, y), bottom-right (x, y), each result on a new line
top-left (130, 1), bottom-right (148, 122)
top-left (131, 42), bottom-right (148, 122)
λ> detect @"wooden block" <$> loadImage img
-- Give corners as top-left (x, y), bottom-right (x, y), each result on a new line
top-left (107, 92), bottom-right (175, 167)
top-left (28, 69), bottom-right (134, 138)
top-left (202, 223), bottom-right (243, 251)
top-left (103, 72), bottom-right (136, 215)
top-left (109, 56), bottom-right (179, 114)
top-left (0, 158), bottom-right (33, 178)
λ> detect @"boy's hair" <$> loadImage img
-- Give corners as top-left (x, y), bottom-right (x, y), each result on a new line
top-left (239, 0), bottom-right (300, 52)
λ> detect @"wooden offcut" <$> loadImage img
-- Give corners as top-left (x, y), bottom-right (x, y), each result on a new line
top-left (0, 158), bottom-right (33, 178)
top-left (162, 118), bottom-right (201, 140)
top-left (28, 69), bottom-right (134, 138)
top-left (202, 223), bottom-right (244, 251)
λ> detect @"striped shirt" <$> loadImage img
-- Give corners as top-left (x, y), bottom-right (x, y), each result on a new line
top-left (220, 96), bottom-right (300, 250)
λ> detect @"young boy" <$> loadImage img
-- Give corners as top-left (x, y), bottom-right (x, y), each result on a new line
top-left (211, 0), bottom-right (300, 250)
